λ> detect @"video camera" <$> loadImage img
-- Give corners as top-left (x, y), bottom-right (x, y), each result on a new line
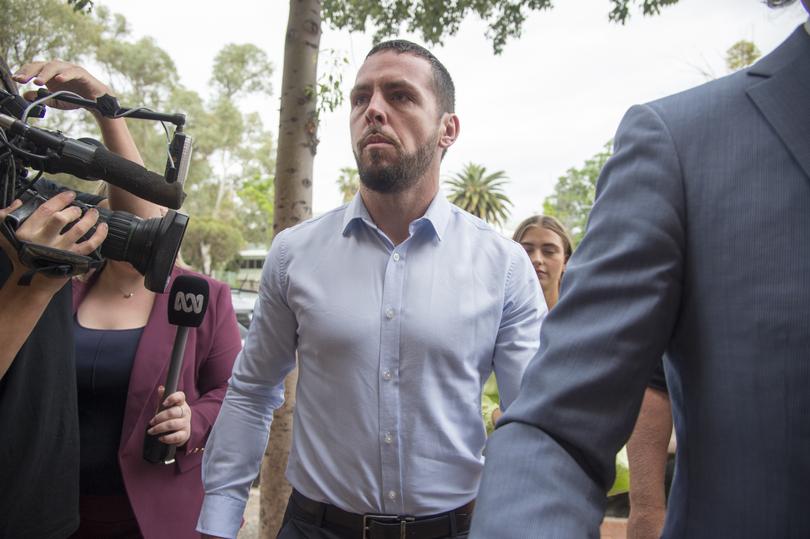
top-left (0, 58), bottom-right (192, 292)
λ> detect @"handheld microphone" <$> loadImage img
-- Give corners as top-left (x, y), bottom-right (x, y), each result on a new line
top-left (0, 113), bottom-right (186, 209)
top-left (143, 275), bottom-right (209, 465)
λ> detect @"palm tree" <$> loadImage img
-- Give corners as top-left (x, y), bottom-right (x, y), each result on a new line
top-left (336, 166), bottom-right (360, 203)
top-left (446, 162), bottom-right (512, 228)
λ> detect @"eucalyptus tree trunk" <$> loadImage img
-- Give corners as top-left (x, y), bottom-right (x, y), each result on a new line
top-left (259, 1), bottom-right (321, 537)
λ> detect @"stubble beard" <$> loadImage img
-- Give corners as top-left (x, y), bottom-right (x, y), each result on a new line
top-left (354, 132), bottom-right (439, 195)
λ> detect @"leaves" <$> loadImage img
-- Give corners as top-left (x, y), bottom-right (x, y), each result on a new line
top-left (725, 40), bottom-right (761, 72)
top-left (445, 162), bottom-right (512, 228)
top-left (9, 0), bottom-right (278, 273)
top-left (336, 166), bottom-right (359, 203)
top-left (181, 217), bottom-right (245, 274)
top-left (543, 142), bottom-right (612, 246)
top-left (323, 0), bottom-right (681, 55)
top-left (211, 43), bottom-right (273, 100)
top-left (608, 0), bottom-right (680, 25)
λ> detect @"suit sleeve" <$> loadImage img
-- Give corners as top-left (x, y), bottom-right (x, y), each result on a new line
top-left (471, 104), bottom-right (687, 538)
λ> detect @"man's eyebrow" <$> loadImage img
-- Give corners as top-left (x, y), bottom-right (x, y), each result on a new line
top-left (350, 79), bottom-right (422, 97)
top-left (381, 79), bottom-right (418, 92)
top-left (349, 83), bottom-right (372, 97)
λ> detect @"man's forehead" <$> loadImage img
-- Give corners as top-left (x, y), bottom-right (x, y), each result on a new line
top-left (353, 50), bottom-right (433, 89)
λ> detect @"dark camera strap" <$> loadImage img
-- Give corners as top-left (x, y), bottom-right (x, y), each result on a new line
top-left (0, 218), bottom-right (102, 285)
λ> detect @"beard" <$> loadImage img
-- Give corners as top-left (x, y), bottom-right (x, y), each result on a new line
top-left (354, 131), bottom-right (438, 194)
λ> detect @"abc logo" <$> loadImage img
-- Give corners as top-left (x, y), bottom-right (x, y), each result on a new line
top-left (174, 292), bottom-right (204, 314)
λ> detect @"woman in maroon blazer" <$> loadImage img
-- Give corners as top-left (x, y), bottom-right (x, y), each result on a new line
top-left (15, 60), bottom-right (242, 538)
top-left (72, 265), bottom-right (241, 539)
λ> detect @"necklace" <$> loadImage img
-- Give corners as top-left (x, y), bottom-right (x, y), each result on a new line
top-left (118, 287), bottom-right (135, 299)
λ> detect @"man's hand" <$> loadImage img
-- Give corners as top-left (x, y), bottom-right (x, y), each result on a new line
top-left (147, 386), bottom-right (193, 447)
top-left (12, 60), bottom-right (112, 109)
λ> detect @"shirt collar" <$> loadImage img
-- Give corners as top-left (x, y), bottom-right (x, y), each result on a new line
top-left (408, 192), bottom-right (451, 241)
top-left (341, 191), bottom-right (452, 242)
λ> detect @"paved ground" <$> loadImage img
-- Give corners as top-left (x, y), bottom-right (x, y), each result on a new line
top-left (237, 489), bottom-right (628, 538)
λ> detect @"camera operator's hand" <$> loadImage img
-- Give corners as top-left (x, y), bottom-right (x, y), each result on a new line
top-left (12, 60), bottom-right (112, 110)
top-left (13, 60), bottom-right (156, 219)
top-left (0, 190), bottom-right (108, 291)
top-left (0, 191), bottom-right (107, 379)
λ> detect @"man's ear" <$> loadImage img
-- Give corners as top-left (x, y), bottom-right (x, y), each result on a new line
top-left (438, 113), bottom-right (460, 151)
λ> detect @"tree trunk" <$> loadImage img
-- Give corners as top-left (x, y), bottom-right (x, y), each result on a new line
top-left (200, 241), bottom-right (212, 276)
top-left (259, 1), bottom-right (321, 537)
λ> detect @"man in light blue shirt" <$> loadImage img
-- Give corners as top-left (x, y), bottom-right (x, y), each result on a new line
top-left (198, 40), bottom-right (545, 539)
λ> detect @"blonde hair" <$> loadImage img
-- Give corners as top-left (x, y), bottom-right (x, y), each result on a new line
top-left (512, 215), bottom-right (573, 262)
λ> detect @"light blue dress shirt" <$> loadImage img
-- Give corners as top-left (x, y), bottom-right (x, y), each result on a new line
top-left (198, 193), bottom-right (545, 538)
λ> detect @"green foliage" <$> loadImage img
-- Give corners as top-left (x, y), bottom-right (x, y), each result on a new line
top-left (96, 36), bottom-right (177, 104)
top-left (238, 174), bottom-right (275, 243)
top-left (211, 44), bottom-right (273, 99)
top-left (725, 40), bottom-right (761, 72)
top-left (543, 142), bottom-right (612, 246)
top-left (8, 0), bottom-right (278, 272)
top-left (323, 0), bottom-right (680, 54)
top-left (310, 49), bottom-right (349, 118)
top-left (0, 0), bottom-right (104, 68)
top-left (446, 162), bottom-right (512, 228)
top-left (336, 166), bottom-right (359, 203)
top-left (181, 217), bottom-right (245, 274)
top-left (608, 0), bottom-right (680, 25)
top-left (67, 0), bottom-right (93, 12)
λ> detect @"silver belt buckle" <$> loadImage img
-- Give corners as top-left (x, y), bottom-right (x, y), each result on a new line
top-left (362, 513), bottom-right (415, 539)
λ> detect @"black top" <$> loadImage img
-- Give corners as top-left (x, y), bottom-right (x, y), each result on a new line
top-left (74, 319), bottom-right (142, 496)
top-left (0, 252), bottom-right (80, 539)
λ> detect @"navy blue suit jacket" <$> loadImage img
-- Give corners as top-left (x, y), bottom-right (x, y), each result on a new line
top-left (472, 24), bottom-right (810, 539)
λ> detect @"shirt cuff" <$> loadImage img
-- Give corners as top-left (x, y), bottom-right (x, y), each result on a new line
top-left (196, 493), bottom-right (247, 539)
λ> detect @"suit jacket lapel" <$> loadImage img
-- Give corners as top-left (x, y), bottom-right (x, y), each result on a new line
top-left (746, 26), bottom-right (810, 182)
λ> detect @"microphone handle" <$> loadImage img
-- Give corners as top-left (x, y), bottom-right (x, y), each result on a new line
top-left (143, 326), bottom-right (189, 465)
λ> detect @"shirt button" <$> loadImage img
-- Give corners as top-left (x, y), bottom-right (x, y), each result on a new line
top-left (392, 253), bottom-right (400, 262)
top-left (384, 432), bottom-right (393, 444)
top-left (387, 490), bottom-right (397, 500)
top-left (385, 307), bottom-right (395, 319)
top-left (382, 370), bottom-right (392, 381)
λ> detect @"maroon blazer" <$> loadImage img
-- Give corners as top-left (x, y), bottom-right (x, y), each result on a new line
top-left (72, 266), bottom-right (242, 539)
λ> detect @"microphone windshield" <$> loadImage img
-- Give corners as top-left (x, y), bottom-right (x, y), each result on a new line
top-left (168, 275), bottom-right (209, 327)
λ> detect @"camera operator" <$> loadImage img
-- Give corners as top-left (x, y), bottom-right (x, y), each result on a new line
top-left (0, 60), bottom-right (145, 539)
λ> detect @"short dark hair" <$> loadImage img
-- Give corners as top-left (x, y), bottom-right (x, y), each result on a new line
top-left (366, 39), bottom-right (455, 115)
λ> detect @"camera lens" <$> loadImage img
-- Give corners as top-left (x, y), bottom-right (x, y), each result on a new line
top-left (99, 208), bottom-right (188, 292)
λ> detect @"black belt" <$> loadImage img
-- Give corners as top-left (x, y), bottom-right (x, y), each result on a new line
top-left (289, 490), bottom-right (475, 539)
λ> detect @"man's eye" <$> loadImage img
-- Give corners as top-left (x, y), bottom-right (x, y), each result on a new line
top-left (392, 92), bottom-right (409, 102)
top-left (352, 95), bottom-right (368, 106)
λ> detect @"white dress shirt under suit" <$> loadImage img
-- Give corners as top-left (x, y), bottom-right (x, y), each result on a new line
top-left (198, 193), bottom-right (546, 538)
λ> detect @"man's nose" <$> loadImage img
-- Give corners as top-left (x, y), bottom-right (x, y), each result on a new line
top-left (365, 92), bottom-right (387, 125)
